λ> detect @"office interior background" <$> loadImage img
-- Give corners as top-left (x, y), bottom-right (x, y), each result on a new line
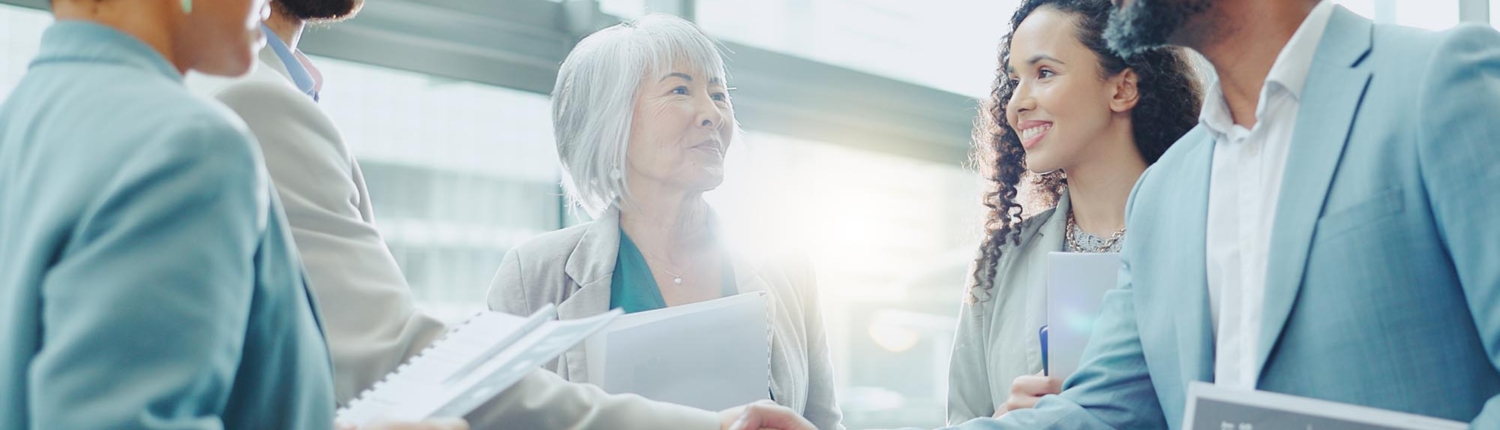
top-left (1, 0), bottom-right (1492, 427)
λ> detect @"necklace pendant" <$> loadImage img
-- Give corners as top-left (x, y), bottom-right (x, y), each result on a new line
top-left (673, 277), bottom-right (682, 285)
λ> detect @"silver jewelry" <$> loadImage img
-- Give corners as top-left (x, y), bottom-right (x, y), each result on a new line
top-left (641, 251), bottom-right (703, 286)
top-left (1066, 211), bottom-right (1125, 253)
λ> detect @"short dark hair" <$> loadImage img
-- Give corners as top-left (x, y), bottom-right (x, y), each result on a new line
top-left (967, 0), bottom-right (1204, 302)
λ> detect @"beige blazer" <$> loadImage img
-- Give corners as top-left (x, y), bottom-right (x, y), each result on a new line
top-left (945, 191), bottom-right (1069, 425)
top-left (190, 48), bottom-right (721, 430)
top-left (190, 48), bottom-right (448, 404)
top-left (487, 208), bottom-right (845, 430)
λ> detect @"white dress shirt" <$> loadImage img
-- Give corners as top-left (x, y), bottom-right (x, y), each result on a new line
top-left (1202, 0), bottom-right (1335, 390)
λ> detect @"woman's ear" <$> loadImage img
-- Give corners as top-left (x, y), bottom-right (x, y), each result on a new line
top-left (1110, 68), bottom-right (1141, 113)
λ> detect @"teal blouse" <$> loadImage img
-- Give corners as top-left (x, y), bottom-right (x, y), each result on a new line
top-left (610, 229), bottom-right (737, 313)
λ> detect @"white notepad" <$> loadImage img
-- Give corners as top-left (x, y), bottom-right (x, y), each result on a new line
top-left (1045, 252), bottom-right (1122, 380)
top-left (335, 305), bottom-right (622, 427)
top-left (585, 291), bottom-right (772, 411)
top-left (1184, 382), bottom-right (1467, 430)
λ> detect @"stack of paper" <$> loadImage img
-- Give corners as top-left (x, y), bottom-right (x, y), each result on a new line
top-left (335, 305), bottom-right (622, 427)
top-left (585, 291), bottom-right (771, 411)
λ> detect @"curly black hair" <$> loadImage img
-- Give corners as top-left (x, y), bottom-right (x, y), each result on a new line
top-left (967, 0), bottom-right (1204, 303)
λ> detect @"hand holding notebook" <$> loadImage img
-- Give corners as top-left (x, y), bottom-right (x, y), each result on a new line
top-left (335, 305), bottom-right (622, 427)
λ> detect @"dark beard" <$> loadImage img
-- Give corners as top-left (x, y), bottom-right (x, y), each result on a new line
top-left (1103, 0), bottom-right (1212, 56)
top-left (274, 0), bottom-right (363, 22)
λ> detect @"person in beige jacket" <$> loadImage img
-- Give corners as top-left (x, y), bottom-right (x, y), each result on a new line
top-left (191, 1), bottom-right (814, 429)
top-left (485, 14), bottom-right (843, 430)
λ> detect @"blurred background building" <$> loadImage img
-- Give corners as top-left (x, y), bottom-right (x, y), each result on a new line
top-left (2, 0), bottom-right (1492, 427)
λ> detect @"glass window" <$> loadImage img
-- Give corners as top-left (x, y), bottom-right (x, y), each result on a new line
top-left (696, 0), bottom-right (1020, 99)
top-left (1, 8), bottom-right (562, 325)
top-left (599, 0), bottom-right (648, 19)
top-left (708, 131), bottom-right (982, 428)
top-left (1, 9), bottom-right (564, 323)
top-left (312, 56), bottom-right (563, 322)
top-left (608, 0), bottom-right (1469, 101)
top-left (546, 0), bottom-right (652, 20)
top-left (1335, 0), bottom-right (1462, 30)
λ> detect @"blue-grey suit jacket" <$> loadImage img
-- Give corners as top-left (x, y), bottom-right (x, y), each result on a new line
top-left (0, 22), bottom-right (335, 429)
top-left (949, 6), bottom-right (1500, 429)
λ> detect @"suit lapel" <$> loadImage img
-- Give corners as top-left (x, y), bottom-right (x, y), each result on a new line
top-left (558, 211), bottom-right (620, 320)
top-left (1255, 7), bottom-right (1374, 382)
top-left (1171, 131), bottom-right (1218, 386)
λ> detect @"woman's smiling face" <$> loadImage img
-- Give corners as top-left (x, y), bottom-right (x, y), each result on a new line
top-left (1005, 6), bottom-right (1124, 174)
top-left (625, 66), bottom-right (735, 193)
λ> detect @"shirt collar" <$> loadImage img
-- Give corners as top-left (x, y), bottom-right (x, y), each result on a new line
top-left (1199, 0), bottom-right (1336, 135)
top-left (260, 23), bottom-right (321, 100)
top-left (31, 20), bottom-right (182, 83)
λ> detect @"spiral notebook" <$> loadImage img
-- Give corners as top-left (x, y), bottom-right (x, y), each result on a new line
top-left (584, 291), bottom-right (772, 411)
top-left (335, 305), bottom-right (622, 427)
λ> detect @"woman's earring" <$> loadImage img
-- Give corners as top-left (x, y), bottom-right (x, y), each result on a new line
top-left (180, 0), bottom-right (192, 13)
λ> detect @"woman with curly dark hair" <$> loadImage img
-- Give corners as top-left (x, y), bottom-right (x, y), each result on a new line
top-left (946, 0), bottom-right (1203, 423)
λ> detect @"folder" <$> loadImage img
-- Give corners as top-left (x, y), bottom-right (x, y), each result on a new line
top-left (335, 305), bottom-right (622, 427)
top-left (1184, 382), bottom-right (1467, 430)
top-left (1045, 252), bottom-right (1122, 380)
top-left (585, 291), bottom-right (772, 411)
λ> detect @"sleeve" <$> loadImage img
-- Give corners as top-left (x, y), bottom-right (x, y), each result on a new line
top-left (792, 256), bottom-right (847, 430)
top-left (941, 170), bottom-right (1167, 430)
top-left (1413, 24), bottom-right (1500, 428)
top-left (214, 81), bottom-right (448, 405)
top-left (947, 298), bottom-right (995, 424)
top-left (26, 120), bottom-right (265, 429)
top-left (464, 368), bottom-right (722, 430)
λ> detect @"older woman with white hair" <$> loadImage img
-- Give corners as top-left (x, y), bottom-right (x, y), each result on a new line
top-left (485, 14), bottom-right (843, 430)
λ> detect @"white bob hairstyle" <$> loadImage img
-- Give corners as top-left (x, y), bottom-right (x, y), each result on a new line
top-left (551, 13), bottom-right (734, 218)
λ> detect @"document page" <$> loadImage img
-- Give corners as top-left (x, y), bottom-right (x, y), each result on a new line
top-left (586, 291), bottom-right (771, 411)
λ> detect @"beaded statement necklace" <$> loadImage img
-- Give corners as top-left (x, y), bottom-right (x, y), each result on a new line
top-left (1065, 211), bottom-right (1125, 253)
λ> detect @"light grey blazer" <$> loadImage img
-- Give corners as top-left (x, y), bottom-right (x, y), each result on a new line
top-left (947, 192), bottom-right (1070, 424)
top-left (487, 208), bottom-right (845, 430)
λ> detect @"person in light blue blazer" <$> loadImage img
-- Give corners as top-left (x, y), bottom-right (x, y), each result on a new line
top-left (0, 0), bottom-right (350, 428)
top-left (941, 0), bottom-right (1500, 429)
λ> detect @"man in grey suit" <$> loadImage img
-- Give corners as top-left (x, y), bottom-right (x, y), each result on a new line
top-left (942, 0), bottom-right (1500, 428)
top-left (191, 1), bottom-right (814, 429)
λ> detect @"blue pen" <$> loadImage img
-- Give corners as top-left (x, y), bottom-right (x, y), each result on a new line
top-left (1039, 325), bottom-right (1049, 377)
